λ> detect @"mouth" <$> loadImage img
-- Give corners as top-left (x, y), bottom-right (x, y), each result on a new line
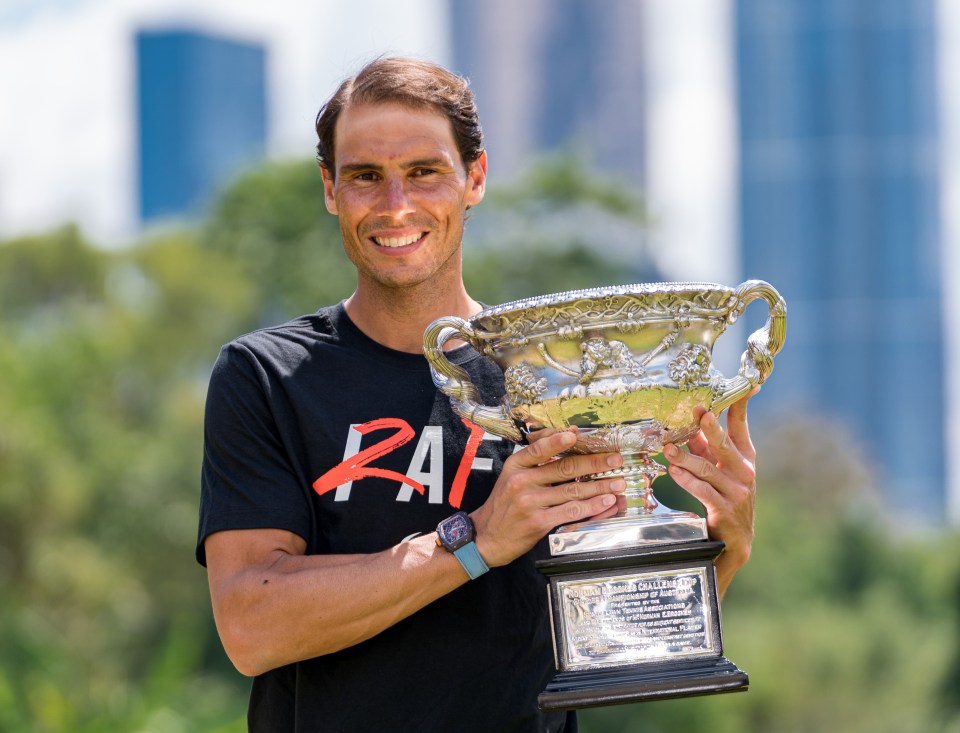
top-left (372, 232), bottom-right (427, 248)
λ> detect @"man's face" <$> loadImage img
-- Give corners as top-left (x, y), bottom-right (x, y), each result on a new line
top-left (321, 102), bottom-right (486, 293)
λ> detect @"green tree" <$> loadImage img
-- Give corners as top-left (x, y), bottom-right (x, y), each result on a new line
top-left (0, 227), bottom-right (251, 732)
top-left (200, 159), bottom-right (354, 324)
top-left (464, 152), bottom-right (657, 304)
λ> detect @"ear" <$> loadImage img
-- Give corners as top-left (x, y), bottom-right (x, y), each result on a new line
top-left (464, 150), bottom-right (487, 208)
top-left (320, 164), bottom-right (338, 215)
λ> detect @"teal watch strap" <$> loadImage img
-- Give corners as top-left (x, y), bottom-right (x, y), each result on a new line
top-left (453, 541), bottom-right (489, 579)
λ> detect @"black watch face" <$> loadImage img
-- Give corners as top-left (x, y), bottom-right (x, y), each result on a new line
top-left (440, 513), bottom-right (472, 549)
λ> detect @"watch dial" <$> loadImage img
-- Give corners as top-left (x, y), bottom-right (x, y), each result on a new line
top-left (446, 514), bottom-right (469, 543)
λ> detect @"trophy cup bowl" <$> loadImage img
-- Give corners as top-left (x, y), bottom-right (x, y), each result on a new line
top-left (423, 280), bottom-right (786, 709)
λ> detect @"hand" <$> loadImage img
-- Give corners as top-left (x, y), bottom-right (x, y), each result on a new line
top-left (471, 429), bottom-right (626, 567)
top-left (663, 388), bottom-right (759, 598)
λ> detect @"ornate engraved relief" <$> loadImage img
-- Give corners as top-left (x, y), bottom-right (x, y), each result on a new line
top-left (504, 363), bottom-right (547, 405)
top-left (578, 338), bottom-right (647, 382)
top-left (576, 424), bottom-right (665, 454)
top-left (668, 344), bottom-right (712, 387)
top-left (539, 338), bottom-right (643, 383)
top-left (475, 283), bottom-right (739, 345)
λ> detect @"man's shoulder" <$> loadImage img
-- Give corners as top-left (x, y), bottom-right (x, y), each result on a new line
top-left (212, 304), bottom-right (347, 380)
top-left (228, 305), bottom-right (341, 354)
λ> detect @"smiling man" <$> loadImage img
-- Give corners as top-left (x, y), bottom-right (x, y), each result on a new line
top-left (197, 57), bottom-right (760, 732)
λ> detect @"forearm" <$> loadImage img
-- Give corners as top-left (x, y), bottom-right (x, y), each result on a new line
top-left (207, 432), bottom-right (628, 677)
top-left (714, 542), bottom-right (749, 601)
top-left (209, 532), bottom-right (467, 676)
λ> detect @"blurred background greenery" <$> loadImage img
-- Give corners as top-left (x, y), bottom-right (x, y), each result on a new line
top-left (1, 158), bottom-right (959, 733)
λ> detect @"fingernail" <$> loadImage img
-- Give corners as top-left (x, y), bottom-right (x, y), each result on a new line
top-left (664, 444), bottom-right (678, 459)
top-left (602, 494), bottom-right (616, 506)
top-left (606, 453), bottom-right (623, 468)
top-left (611, 479), bottom-right (626, 494)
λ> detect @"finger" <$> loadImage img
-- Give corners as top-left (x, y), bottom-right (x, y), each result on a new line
top-left (542, 451), bottom-right (623, 485)
top-left (510, 429), bottom-right (578, 468)
top-left (726, 387), bottom-right (759, 459)
top-left (664, 442), bottom-right (739, 498)
top-left (524, 425), bottom-right (577, 445)
top-left (699, 411), bottom-right (736, 459)
top-left (543, 476), bottom-right (627, 508)
top-left (545, 491), bottom-right (618, 527)
top-left (667, 463), bottom-right (722, 512)
top-left (699, 412), bottom-right (756, 485)
top-left (683, 406), bottom-right (717, 462)
top-left (585, 497), bottom-right (622, 522)
top-left (684, 432), bottom-right (716, 465)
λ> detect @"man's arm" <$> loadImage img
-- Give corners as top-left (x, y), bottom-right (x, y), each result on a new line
top-left (205, 429), bottom-right (625, 677)
top-left (663, 391), bottom-right (759, 599)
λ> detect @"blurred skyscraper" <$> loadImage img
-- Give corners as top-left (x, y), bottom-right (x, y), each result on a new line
top-left (136, 28), bottom-right (267, 222)
top-left (449, 0), bottom-right (646, 185)
top-left (735, 1), bottom-right (943, 521)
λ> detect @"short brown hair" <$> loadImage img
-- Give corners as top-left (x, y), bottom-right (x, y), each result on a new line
top-left (315, 57), bottom-right (484, 174)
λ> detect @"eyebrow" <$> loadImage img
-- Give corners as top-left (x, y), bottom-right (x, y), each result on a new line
top-left (337, 162), bottom-right (381, 176)
top-left (337, 156), bottom-right (454, 176)
top-left (406, 157), bottom-right (452, 170)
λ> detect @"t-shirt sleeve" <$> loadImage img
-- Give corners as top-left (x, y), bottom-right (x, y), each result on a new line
top-left (196, 341), bottom-right (312, 566)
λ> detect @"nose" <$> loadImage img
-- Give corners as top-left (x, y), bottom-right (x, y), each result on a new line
top-left (375, 176), bottom-right (415, 218)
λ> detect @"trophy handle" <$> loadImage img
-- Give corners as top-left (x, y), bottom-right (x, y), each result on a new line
top-left (712, 280), bottom-right (787, 414)
top-left (423, 316), bottom-right (525, 443)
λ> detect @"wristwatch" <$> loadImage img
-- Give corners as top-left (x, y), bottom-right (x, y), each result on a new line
top-left (436, 511), bottom-right (489, 579)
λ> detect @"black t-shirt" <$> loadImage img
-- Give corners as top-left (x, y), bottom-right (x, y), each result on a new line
top-left (198, 303), bottom-right (575, 733)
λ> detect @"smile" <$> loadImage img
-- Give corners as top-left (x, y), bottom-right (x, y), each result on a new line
top-left (373, 232), bottom-right (426, 248)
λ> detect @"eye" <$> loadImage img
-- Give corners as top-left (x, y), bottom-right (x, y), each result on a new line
top-left (355, 171), bottom-right (380, 181)
top-left (412, 167), bottom-right (436, 177)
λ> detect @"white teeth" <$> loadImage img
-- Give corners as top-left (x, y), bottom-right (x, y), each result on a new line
top-left (373, 233), bottom-right (423, 247)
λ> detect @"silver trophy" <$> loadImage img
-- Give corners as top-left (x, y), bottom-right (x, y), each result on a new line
top-left (423, 280), bottom-right (786, 709)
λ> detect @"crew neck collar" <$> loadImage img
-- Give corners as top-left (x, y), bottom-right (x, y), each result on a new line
top-left (327, 301), bottom-right (480, 369)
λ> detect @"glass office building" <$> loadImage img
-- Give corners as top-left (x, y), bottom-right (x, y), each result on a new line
top-left (136, 29), bottom-right (266, 222)
top-left (735, 1), bottom-right (943, 520)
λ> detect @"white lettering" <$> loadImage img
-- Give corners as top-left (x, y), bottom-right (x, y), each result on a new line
top-left (334, 424), bottom-right (364, 501)
top-left (398, 425), bottom-right (444, 503)
top-left (472, 432), bottom-right (501, 473)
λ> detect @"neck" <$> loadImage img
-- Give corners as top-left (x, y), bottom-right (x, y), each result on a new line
top-left (344, 280), bottom-right (482, 354)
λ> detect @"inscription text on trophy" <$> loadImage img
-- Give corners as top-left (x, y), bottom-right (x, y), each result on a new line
top-left (556, 568), bottom-right (716, 671)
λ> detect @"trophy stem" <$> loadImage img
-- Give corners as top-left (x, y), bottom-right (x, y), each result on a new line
top-left (548, 452), bottom-right (706, 556)
top-left (587, 453), bottom-right (669, 517)
top-left (619, 453), bottom-right (666, 517)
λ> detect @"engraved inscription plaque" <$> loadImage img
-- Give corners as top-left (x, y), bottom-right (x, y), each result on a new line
top-left (556, 568), bottom-right (714, 671)
top-left (537, 541), bottom-right (748, 710)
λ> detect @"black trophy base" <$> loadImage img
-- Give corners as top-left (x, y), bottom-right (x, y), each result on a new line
top-left (537, 540), bottom-right (748, 711)
top-left (538, 656), bottom-right (749, 712)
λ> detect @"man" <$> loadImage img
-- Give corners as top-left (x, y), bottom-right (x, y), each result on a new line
top-left (198, 57), bottom-right (759, 732)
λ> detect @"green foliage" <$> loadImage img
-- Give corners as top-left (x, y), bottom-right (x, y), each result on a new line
top-left (200, 159), bottom-right (354, 323)
top-left (1, 156), bottom-right (958, 732)
top-left (0, 225), bottom-right (108, 315)
top-left (465, 242), bottom-right (640, 305)
top-left (485, 152), bottom-right (647, 221)
top-left (0, 225), bottom-right (251, 732)
top-left (464, 151), bottom-right (656, 304)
